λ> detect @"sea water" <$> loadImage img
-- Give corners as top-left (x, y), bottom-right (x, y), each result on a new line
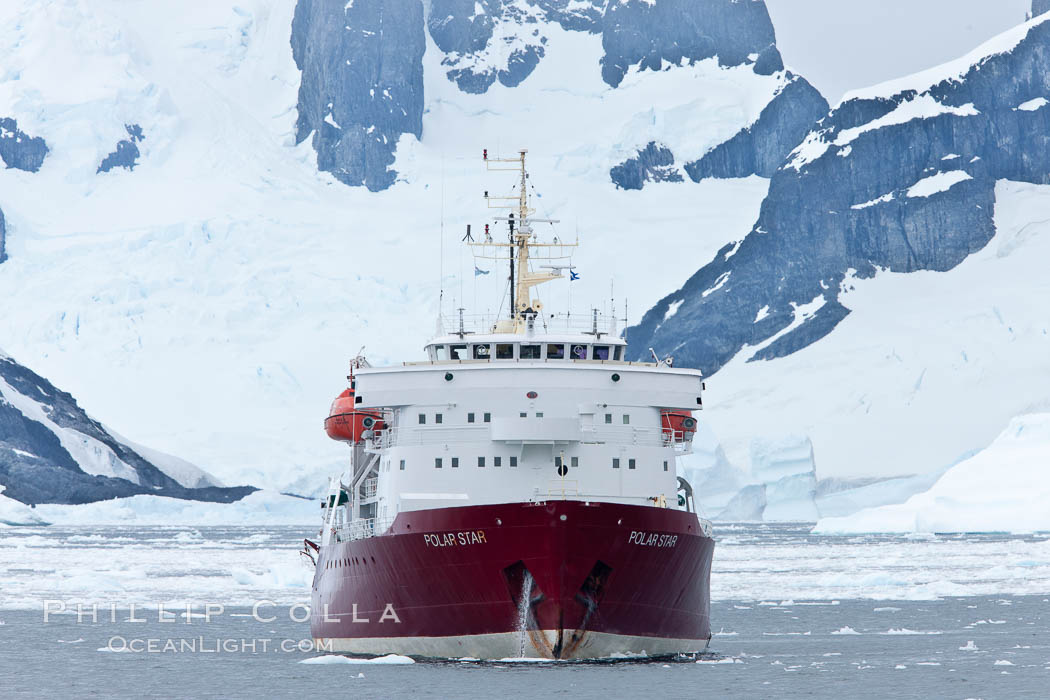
top-left (1, 524), bottom-right (1047, 698)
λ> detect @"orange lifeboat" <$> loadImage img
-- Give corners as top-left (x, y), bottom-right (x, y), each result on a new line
top-left (324, 388), bottom-right (385, 443)
top-left (661, 410), bottom-right (697, 441)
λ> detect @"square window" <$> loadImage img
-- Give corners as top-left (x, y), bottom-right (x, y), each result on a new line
top-left (520, 412), bottom-right (527, 418)
top-left (510, 456), bottom-right (518, 467)
top-left (494, 456), bottom-right (502, 467)
top-left (400, 459), bottom-right (406, 471)
top-left (435, 346), bottom-right (449, 361)
top-left (496, 344), bottom-right (514, 359)
top-left (419, 414), bottom-right (426, 425)
top-left (467, 412), bottom-right (475, 423)
top-left (605, 414), bottom-right (612, 424)
top-left (435, 457), bottom-right (442, 468)
top-left (473, 344), bottom-right (490, 359)
top-left (483, 412), bottom-right (491, 423)
top-left (629, 458), bottom-right (636, 470)
top-left (663, 460), bottom-right (668, 472)
top-left (450, 344), bottom-right (467, 360)
top-left (451, 457), bottom-right (459, 468)
top-left (571, 344), bottom-right (587, 360)
top-left (478, 456), bottom-right (485, 467)
top-left (613, 458), bottom-right (620, 469)
top-left (546, 344), bottom-right (565, 359)
top-left (592, 345), bottom-right (610, 360)
top-left (614, 346), bottom-right (623, 361)
top-left (435, 413), bottom-right (443, 424)
top-left (622, 414), bottom-right (630, 425)
top-left (554, 456), bottom-right (562, 467)
top-left (536, 412), bottom-right (543, 418)
top-left (571, 457), bottom-right (578, 467)
top-left (520, 344), bottom-right (541, 359)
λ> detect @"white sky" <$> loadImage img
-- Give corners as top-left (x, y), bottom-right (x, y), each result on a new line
top-left (765, 0), bottom-right (1033, 104)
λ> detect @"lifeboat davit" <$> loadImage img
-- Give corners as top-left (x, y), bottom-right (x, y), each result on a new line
top-left (324, 388), bottom-right (385, 443)
top-left (661, 410), bottom-right (697, 441)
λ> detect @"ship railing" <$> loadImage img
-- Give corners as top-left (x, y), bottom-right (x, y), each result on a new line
top-left (547, 479), bottom-right (580, 499)
top-left (337, 516), bottom-right (395, 541)
top-left (582, 426), bottom-right (691, 452)
top-left (437, 311), bottom-right (618, 337)
top-left (361, 477), bottom-right (378, 499)
top-left (373, 425), bottom-right (492, 448)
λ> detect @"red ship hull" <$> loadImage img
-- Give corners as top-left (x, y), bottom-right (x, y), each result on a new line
top-left (309, 500), bottom-right (714, 659)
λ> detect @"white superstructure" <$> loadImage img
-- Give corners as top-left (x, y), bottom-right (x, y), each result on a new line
top-left (321, 151), bottom-right (704, 545)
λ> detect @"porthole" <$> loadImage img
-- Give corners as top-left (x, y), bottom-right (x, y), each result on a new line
top-left (444, 372), bottom-right (454, 381)
top-left (611, 373), bottom-right (620, 382)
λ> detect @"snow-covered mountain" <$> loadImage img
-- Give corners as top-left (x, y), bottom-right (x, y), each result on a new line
top-left (633, 14), bottom-right (1050, 503)
top-left (0, 350), bottom-right (255, 504)
top-left (0, 0), bottom-right (821, 494)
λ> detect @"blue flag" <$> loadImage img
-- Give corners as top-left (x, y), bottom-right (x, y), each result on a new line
top-left (569, 269), bottom-right (579, 281)
top-left (474, 266), bottom-right (489, 277)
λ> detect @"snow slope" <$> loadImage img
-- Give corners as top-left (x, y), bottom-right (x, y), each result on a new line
top-left (0, 0), bottom-right (780, 491)
top-left (702, 179), bottom-right (1050, 481)
top-left (814, 414), bottom-right (1050, 534)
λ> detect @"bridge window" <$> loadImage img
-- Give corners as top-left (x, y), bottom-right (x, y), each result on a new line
top-left (629, 458), bottom-right (636, 470)
top-left (614, 346), bottom-right (623, 361)
top-left (571, 344), bottom-right (587, 360)
top-left (400, 460), bottom-right (406, 471)
top-left (452, 457), bottom-right (459, 468)
top-left (478, 457), bottom-right (485, 468)
top-left (483, 412), bottom-right (491, 422)
top-left (520, 344), bottom-right (541, 359)
top-left (496, 344), bottom-right (514, 359)
top-left (612, 458), bottom-right (620, 469)
top-left (418, 414), bottom-right (426, 425)
top-left (435, 413), bottom-right (443, 424)
top-left (494, 457), bottom-right (502, 467)
top-left (468, 412), bottom-right (475, 423)
top-left (435, 345), bottom-right (448, 361)
top-left (510, 456), bottom-right (517, 467)
top-left (592, 345), bottom-right (610, 360)
top-left (435, 457), bottom-right (442, 468)
top-left (536, 412), bottom-right (543, 418)
top-left (450, 344), bottom-right (468, 360)
top-left (520, 412), bottom-right (527, 418)
top-left (473, 344), bottom-right (490, 360)
top-left (546, 344), bottom-right (565, 359)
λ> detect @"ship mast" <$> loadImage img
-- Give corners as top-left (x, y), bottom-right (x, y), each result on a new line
top-left (472, 149), bottom-right (576, 333)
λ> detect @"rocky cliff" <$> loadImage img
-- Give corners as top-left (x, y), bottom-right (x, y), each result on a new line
top-left (0, 352), bottom-right (257, 505)
top-left (291, 0), bottom-right (425, 191)
top-left (629, 15), bottom-right (1050, 373)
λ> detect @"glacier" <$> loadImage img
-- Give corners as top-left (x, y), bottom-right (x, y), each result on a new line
top-left (814, 414), bottom-right (1050, 534)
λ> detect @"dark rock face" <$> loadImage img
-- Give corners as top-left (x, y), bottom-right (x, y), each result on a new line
top-left (0, 118), bottom-right (48, 172)
top-left (292, 0), bottom-right (425, 191)
top-left (1035, 0), bottom-right (1050, 17)
top-left (0, 355), bottom-right (256, 505)
top-left (428, 0), bottom-right (559, 94)
top-left (628, 19), bottom-right (1050, 373)
top-left (685, 75), bottom-right (828, 180)
top-left (600, 0), bottom-right (778, 88)
top-left (97, 124), bottom-right (145, 173)
top-left (0, 207), bottom-right (6, 264)
top-left (610, 142), bottom-right (682, 190)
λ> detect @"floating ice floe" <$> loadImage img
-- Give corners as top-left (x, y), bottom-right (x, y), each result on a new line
top-left (300, 654), bottom-right (413, 665)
